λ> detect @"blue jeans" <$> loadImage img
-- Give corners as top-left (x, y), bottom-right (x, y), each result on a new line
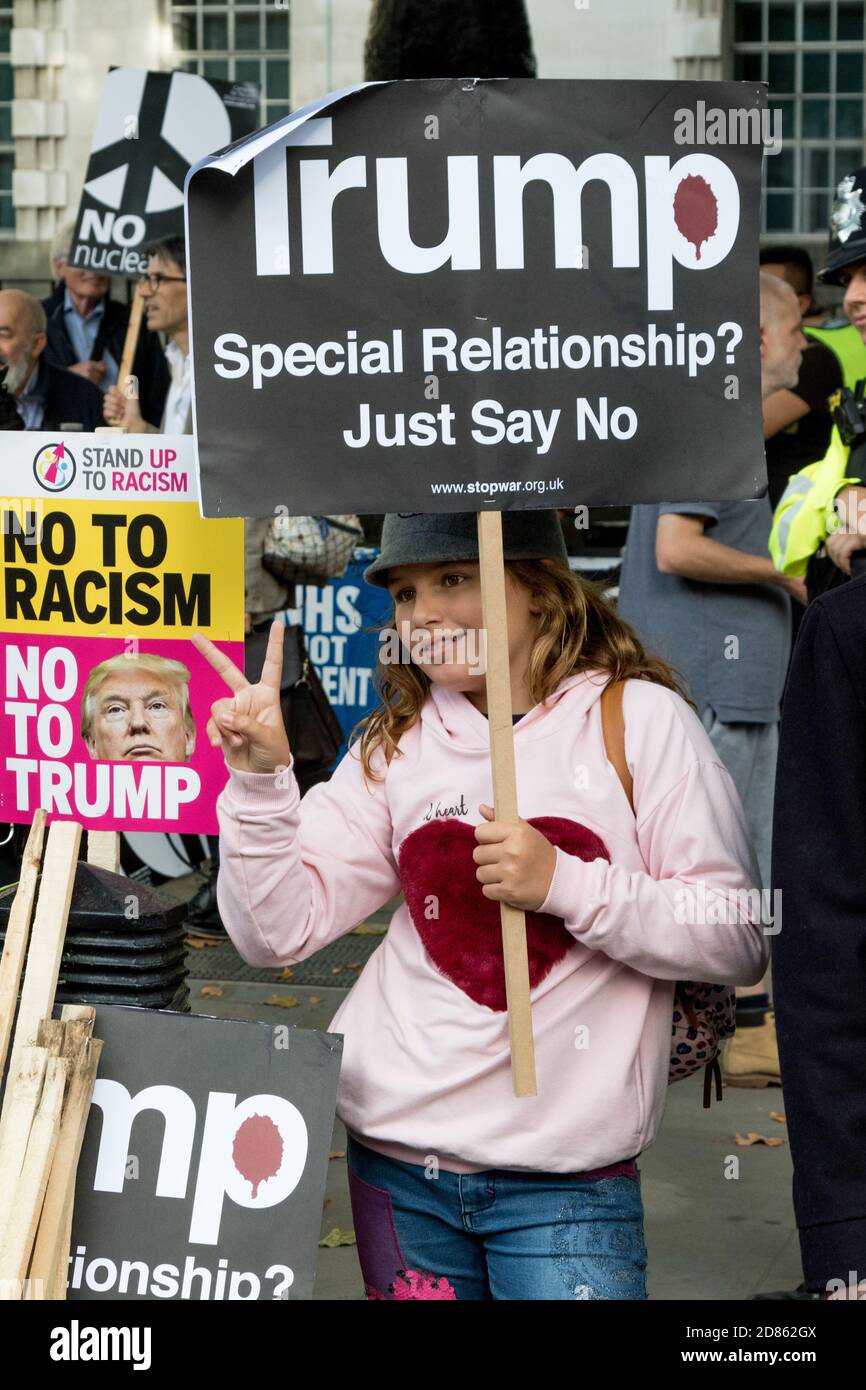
top-left (346, 1135), bottom-right (648, 1301)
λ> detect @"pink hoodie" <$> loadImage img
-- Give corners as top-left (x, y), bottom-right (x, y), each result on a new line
top-left (215, 672), bottom-right (768, 1175)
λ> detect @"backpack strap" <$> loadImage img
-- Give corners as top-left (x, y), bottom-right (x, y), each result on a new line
top-left (600, 680), bottom-right (634, 813)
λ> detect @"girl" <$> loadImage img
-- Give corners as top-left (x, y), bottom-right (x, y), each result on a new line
top-left (192, 509), bottom-right (767, 1302)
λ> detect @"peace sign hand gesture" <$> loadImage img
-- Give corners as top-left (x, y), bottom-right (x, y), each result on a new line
top-left (191, 620), bottom-right (291, 775)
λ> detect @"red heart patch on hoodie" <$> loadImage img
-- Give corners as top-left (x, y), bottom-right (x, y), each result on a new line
top-left (398, 816), bottom-right (611, 1011)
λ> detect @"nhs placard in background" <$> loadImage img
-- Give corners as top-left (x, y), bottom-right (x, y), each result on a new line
top-left (289, 552), bottom-right (391, 763)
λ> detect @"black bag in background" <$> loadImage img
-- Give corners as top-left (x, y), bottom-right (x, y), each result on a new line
top-left (244, 623), bottom-right (344, 793)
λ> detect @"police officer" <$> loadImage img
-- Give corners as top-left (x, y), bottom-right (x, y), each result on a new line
top-left (774, 168), bottom-right (866, 593)
top-left (815, 169), bottom-right (866, 583)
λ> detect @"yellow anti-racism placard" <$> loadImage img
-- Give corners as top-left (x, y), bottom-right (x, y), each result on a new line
top-left (2, 500), bottom-right (239, 638)
top-left (0, 434), bottom-right (244, 832)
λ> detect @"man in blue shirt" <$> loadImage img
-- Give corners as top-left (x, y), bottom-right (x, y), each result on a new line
top-left (43, 222), bottom-right (169, 426)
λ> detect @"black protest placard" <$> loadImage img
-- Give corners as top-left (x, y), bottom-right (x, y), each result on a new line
top-left (186, 78), bottom-right (766, 517)
top-left (70, 68), bottom-right (259, 278)
top-left (67, 1006), bottom-right (342, 1301)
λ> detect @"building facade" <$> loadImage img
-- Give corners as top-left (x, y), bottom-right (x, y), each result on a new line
top-left (1, 0), bottom-right (864, 286)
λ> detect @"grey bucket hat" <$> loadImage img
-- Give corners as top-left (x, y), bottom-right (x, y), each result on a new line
top-left (363, 510), bottom-right (569, 588)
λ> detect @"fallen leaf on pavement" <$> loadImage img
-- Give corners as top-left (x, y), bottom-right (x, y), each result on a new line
top-left (319, 1228), bottom-right (356, 1248)
top-left (347, 961), bottom-right (363, 971)
top-left (200, 985), bottom-right (223, 997)
top-left (264, 995), bottom-right (299, 1008)
top-left (308, 996), bottom-right (322, 1005)
top-left (768, 1111), bottom-right (786, 1123)
top-left (734, 1131), bottom-right (785, 1147)
top-left (351, 924), bottom-right (387, 935)
top-left (274, 967), bottom-right (294, 980)
top-left (331, 966), bottom-right (344, 974)
top-left (186, 936), bottom-right (221, 949)
top-left (329, 1150), bottom-right (346, 1160)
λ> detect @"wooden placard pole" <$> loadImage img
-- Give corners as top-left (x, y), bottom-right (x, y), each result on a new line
top-left (118, 281), bottom-right (145, 396)
top-left (476, 511), bottom-right (537, 1098)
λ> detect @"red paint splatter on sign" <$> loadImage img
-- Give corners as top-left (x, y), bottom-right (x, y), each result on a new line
top-left (673, 175), bottom-right (718, 261)
top-left (232, 1114), bottom-right (284, 1198)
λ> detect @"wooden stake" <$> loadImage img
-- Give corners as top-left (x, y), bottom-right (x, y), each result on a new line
top-left (0, 1046), bottom-right (48, 1252)
top-left (0, 811), bottom-right (46, 1087)
top-left (59, 1005), bottom-right (96, 1027)
top-left (48, 1204), bottom-right (72, 1301)
top-left (28, 1032), bottom-right (102, 1297)
top-left (35, 1019), bottom-right (64, 1058)
top-left (86, 831), bottom-right (120, 875)
top-left (44, 1006), bottom-right (95, 1302)
top-left (0, 1055), bottom-right (67, 1295)
top-left (0, 820), bottom-right (81, 1143)
top-left (476, 511), bottom-right (537, 1098)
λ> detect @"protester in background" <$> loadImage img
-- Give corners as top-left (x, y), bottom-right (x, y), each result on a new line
top-left (0, 288), bottom-right (103, 431)
top-left (103, 235), bottom-right (190, 433)
top-left (772, 571), bottom-right (866, 1300)
top-left (760, 247), bottom-right (842, 513)
top-left (769, 169), bottom-right (866, 600)
top-left (618, 273), bottom-right (808, 1087)
top-left (811, 168), bottom-right (866, 588)
top-left (243, 520), bottom-right (296, 635)
top-left (44, 222), bottom-right (169, 425)
top-left (759, 244), bottom-right (828, 326)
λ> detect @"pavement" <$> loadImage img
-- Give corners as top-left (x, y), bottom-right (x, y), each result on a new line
top-left (187, 972), bottom-right (804, 1302)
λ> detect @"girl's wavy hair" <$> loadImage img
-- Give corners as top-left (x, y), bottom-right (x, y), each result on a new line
top-left (348, 556), bottom-right (690, 785)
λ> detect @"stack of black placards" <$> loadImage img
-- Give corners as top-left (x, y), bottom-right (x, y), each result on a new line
top-left (0, 860), bottom-right (189, 1011)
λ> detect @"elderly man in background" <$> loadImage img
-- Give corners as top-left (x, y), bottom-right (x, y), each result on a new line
top-left (43, 222), bottom-right (169, 426)
top-left (0, 288), bottom-right (103, 431)
top-left (759, 246), bottom-right (843, 514)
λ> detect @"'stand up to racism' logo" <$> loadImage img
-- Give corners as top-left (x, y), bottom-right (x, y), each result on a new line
top-left (33, 441), bottom-right (76, 493)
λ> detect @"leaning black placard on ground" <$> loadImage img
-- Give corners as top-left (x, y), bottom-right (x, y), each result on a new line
top-left (71, 67), bottom-right (260, 279)
top-left (186, 78), bottom-right (766, 517)
top-left (67, 1006), bottom-right (342, 1301)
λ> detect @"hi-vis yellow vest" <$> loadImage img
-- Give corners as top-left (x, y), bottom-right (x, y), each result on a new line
top-left (769, 418), bottom-right (861, 576)
top-left (803, 323), bottom-right (866, 390)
